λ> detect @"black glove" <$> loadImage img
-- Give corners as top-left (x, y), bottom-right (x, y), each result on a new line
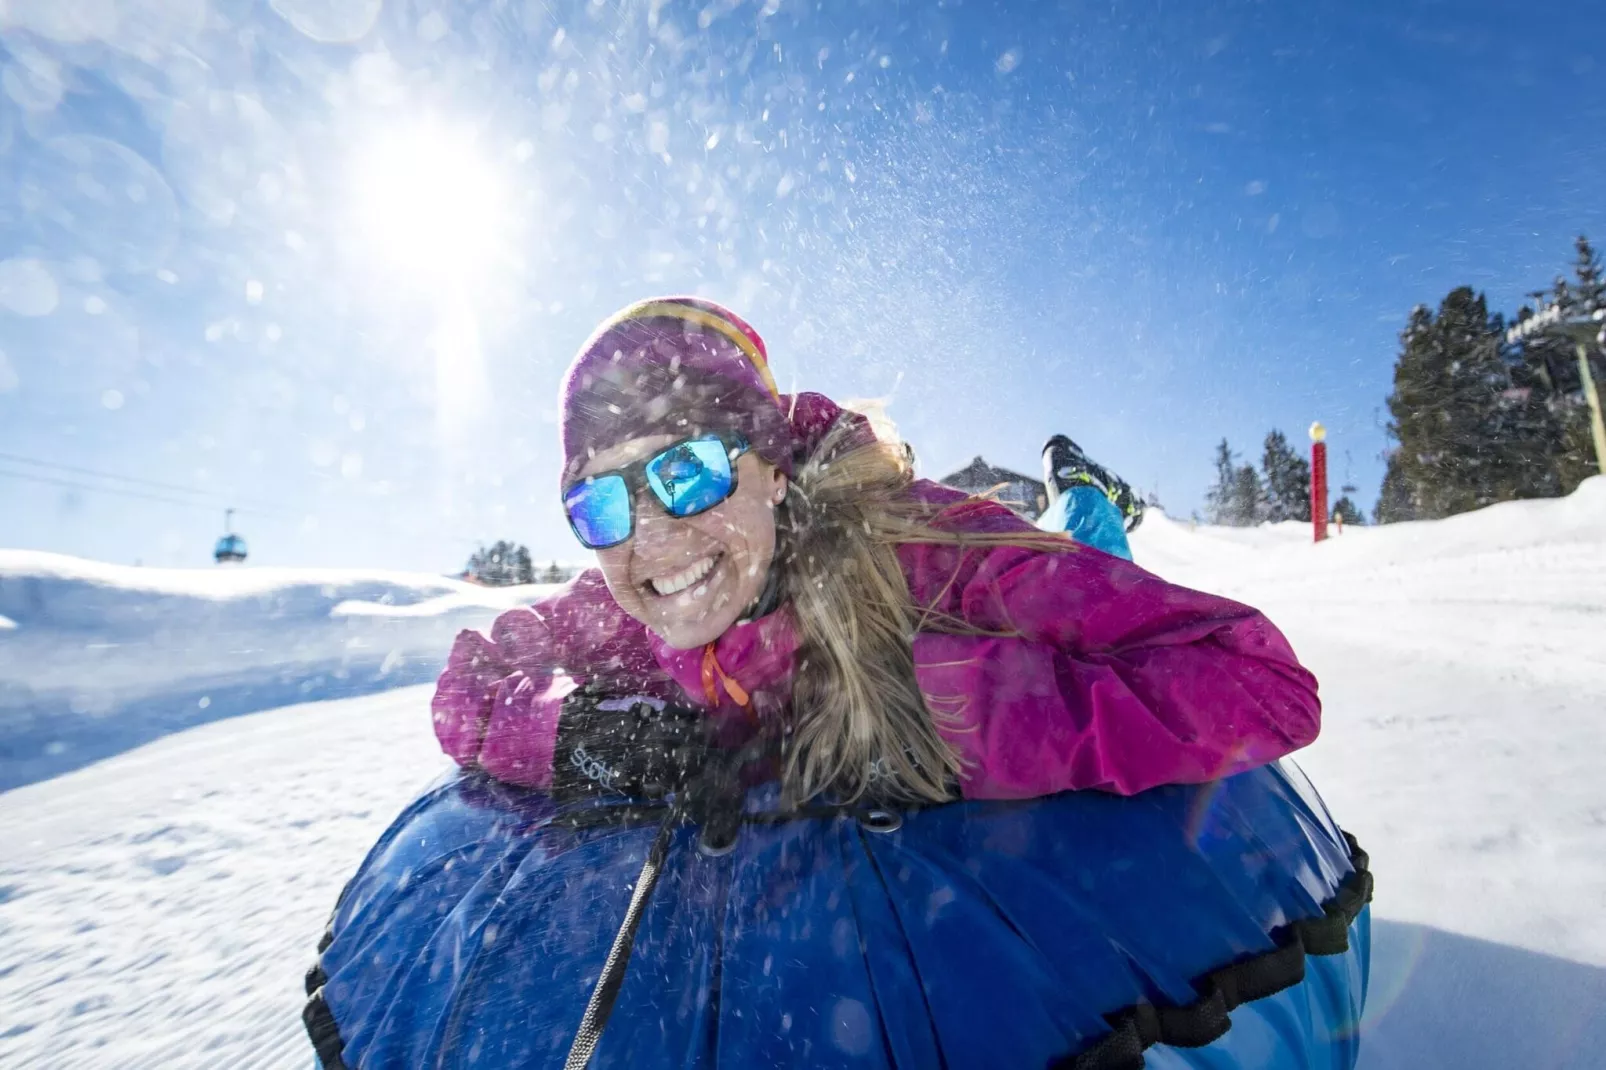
top-left (552, 683), bottom-right (711, 802)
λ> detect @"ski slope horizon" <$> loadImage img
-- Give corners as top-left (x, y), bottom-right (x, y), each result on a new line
top-left (0, 553), bottom-right (548, 789)
top-left (2, 479), bottom-right (1604, 1068)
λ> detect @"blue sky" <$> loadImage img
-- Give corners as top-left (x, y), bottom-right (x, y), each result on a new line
top-left (2, 0), bottom-right (1603, 570)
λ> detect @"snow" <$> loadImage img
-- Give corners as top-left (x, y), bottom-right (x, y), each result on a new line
top-left (0, 551), bottom-right (544, 790)
top-left (3, 480), bottom-right (1606, 1067)
top-left (0, 689), bottom-right (445, 1069)
top-left (1130, 477), bottom-right (1606, 1068)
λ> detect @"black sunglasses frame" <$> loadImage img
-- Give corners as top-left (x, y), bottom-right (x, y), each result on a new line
top-left (562, 431), bottom-right (751, 550)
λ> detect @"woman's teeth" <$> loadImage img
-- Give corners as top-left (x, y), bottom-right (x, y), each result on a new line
top-left (649, 555), bottom-right (718, 597)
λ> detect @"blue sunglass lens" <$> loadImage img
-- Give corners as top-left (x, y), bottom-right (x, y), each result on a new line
top-left (563, 475), bottom-right (632, 548)
top-left (646, 437), bottom-right (736, 517)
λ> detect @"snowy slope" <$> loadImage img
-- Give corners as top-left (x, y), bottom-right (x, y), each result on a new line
top-left (0, 688), bottom-right (446, 1069)
top-left (1131, 478), bottom-right (1606, 1069)
top-left (0, 552), bottom-right (544, 789)
top-left (1132, 480), bottom-right (1606, 966)
top-left (2, 480), bottom-right (1605, 1068)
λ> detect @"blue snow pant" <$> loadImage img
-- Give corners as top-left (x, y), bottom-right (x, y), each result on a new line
top-left (1037, 484), bottom-right (1134, 559)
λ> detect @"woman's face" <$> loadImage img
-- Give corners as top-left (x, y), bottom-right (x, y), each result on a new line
top-left (580, 433), bottom-right (787, 650)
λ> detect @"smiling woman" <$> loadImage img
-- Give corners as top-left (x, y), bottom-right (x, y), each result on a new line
top-left (347, 120), bottom-right (510, 282)
top-left (305, 298), bottom-right (1369, 1070)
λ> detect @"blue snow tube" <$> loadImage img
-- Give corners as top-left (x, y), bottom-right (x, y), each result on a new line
top-left (305, 760), bottom-right (1370, 1069)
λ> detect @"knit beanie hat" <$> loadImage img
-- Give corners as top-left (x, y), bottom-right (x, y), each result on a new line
top-left (559, 297), bottom-right (795, 482)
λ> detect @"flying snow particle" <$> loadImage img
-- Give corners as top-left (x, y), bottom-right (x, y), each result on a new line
top-left (0, 258), bottom-right (59, 316)
top-left (245, 279), bottom-right (264, 304)
top-left (996, 49), bottom-right (1021, 74)
top-left (101, 389), bottom-right (124, 410)
top-left (417, 11), bottom-right (449, 43)
top-left (3, 47), bottom-right (64, 114)
top-left (647, 120), bottom-right (670, 155)
top-left (269, 0), bottom-right (381, 44)
top-left (1245, 180), bottom-right (1267, 196)
top-left (830, 998), bottom-right (872, 1055)
top-left (0, 349), bottom-right (17, 393)
top-left (352, 51), bottom-right (407, 108)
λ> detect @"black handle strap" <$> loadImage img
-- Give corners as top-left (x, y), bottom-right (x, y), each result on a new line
top-left (564, 805), bottom-right (681, 1069)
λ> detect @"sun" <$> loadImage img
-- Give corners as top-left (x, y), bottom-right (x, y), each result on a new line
top-left (348, 119), bottom-right (510, 284)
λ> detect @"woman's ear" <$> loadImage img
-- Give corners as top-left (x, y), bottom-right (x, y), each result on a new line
top-left (771, 468), bottom-right (788, 506)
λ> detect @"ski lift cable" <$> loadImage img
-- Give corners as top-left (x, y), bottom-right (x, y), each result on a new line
top-left (0, 466), bottom-right (284, 515)
top-left (0, 451), bottom-right (285, 512)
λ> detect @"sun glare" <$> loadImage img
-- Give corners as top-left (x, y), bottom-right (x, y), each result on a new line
top-left (349, 120), bottom-right (509, 282)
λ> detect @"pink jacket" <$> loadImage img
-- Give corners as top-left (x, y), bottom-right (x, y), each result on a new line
top-left (432, 489), bottom-right (1320, 801)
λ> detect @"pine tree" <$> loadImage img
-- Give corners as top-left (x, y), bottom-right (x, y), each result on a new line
top-left (1260, 430), bottom-right (1311, 523)
top-left (1502, 236), bottom-right (1603, 495)
top-left (1207, 436), bottom-right (1239, 523)
top-left (1204, 440), bottom-right (1269, 526)
top-left (1230, 464), bottom-right (1266, 526)
top-left (1572, 234), bottom-right (1604, 310)
top-left (465, 540), bottom-right (536, 586)
top-left (1204, 439), bottom-right (1237, 525)
top-left (1331, 496), bottom-right (1365, 526)
top-left (1383, 291), bottom-right (1513, 518)
top-left (1373, 449), bottom-right (1415, 523)
top-left (1556, 236), bottom-right (1606, 490)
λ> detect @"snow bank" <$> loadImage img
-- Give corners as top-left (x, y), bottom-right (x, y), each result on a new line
top-left (1132, 475), bottom-right (1606, 695)
top-left (0, 687), bottom-right (446, 1069)
top-left (0, 551), bottom-right (546, 790)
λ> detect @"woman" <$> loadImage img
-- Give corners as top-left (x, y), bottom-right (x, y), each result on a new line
top-left (306, 298), bottom-right (1369, 1070)
top-left (434, 297), bottom-right (1318, 803)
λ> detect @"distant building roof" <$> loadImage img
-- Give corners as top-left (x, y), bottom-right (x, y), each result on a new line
top-left (937, 456), bottom-right (1048, 520)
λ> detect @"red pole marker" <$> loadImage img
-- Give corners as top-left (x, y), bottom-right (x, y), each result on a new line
top-left (1310, 422), bottom-right (1328, 544)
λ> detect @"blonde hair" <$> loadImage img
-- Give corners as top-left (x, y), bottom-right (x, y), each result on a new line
top-left (776, 415), bottom-right (1075, 805)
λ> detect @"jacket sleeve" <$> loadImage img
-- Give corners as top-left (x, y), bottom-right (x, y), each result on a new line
top-left (905, 535), bottom-right (1320, 799)
top-left (431, 605), bottom-right (578, 788)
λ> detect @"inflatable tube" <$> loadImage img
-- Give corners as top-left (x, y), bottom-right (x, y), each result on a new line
top-left (305, 760), bottom-right (1370, 1069)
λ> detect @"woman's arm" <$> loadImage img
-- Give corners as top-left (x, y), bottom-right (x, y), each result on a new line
top-left (432, 570), bottom-right (658, 788)
top-left (903, 534), bottom-right (1320, 799)
top-left (432, 608), bottom-right (576, 788)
